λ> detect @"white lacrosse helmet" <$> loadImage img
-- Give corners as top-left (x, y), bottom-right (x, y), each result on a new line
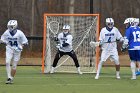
top-left (124, 18), bottom-right (134, 24)
top-left (106, 18), bottom-right (114, 29)
top-left (133, 18), bottom-right (139, 26)
top-left (63, 25), bottom-right (70, 30)
top-left (124, 18), bottom-right (131, 24)
top-left (7, 20), bottom-right (18, 30)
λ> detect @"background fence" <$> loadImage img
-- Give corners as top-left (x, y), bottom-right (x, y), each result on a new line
top-left (0, 0), bottom-right (140, 66)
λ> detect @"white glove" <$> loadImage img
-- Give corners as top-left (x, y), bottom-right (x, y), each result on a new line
top-left (90, 41), bottom-right (99, 47)
top-left (15, 45), bottom-right (23, 52)
top-left (56, 44), bottom-right (62, 49)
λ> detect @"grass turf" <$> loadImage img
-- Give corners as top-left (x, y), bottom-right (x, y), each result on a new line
top-left (0, 66), bottom-right (140, 93)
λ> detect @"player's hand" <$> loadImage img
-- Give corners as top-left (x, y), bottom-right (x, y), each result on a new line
top-left (15, 46), bottom-right (23, 52)
top-left (121, 47), bottom-right (127, 52)
top-left (56, 44), bottom-right (62, 49)
top-left (121, 44), bottom-right (128, 52)
top-left (54, 36), bottom-right (58, 41)
top-left (0, 40), bottom-right (7, 45)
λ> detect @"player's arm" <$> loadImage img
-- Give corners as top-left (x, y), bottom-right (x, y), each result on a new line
top-left (0, 31), bottom-right (8, 44)
top-left (20, 31), bottom-right (28, 47)
top-left (116, 28), bottom-right (124, 42)
top-left (121, 29), bottom-right (130, 52)
top-left (62, 35), bottom-right (72, 47)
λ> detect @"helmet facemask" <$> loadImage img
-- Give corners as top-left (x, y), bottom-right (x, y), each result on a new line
top-left (63, 25), bottom-right (70, 34)
top-left (7, 20), bottom-right (18, 31)
top-left (106, 18), bottom-right (114, 31)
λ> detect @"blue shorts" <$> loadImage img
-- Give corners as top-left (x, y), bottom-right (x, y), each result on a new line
top-left (128, 50), bottom-right (140, 62)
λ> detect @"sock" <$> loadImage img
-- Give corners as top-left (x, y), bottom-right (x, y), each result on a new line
top-left (6, 63), bottom-right (12, 79)
top-left (116, 71), bottom-right (120, 76)
top-left (96, 61), bottom-right (103, 76)
top-left (130, 62), bottom-right (136, 76)
top-left (137, 68), bottom-right (140, 72)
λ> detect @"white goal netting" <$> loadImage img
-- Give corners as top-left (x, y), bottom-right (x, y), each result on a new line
top-left (43, 14), bottom-right (100, 73)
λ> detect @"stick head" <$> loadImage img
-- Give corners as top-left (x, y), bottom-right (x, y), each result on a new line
top-left (49, 21), bottom-right (59, 35)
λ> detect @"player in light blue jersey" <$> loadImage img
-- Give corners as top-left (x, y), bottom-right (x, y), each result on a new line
top-left (122, 18), bottom-right (140, 79)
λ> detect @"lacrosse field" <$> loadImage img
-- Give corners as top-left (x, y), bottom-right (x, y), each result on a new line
top-left (0, 66), bottom-right (139, 93)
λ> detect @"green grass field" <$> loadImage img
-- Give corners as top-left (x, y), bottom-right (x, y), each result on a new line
top-left (0, 66), bottom-right (140, 93)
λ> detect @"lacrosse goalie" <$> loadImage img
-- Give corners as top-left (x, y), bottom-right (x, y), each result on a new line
top-left (1, 20), bottom-right (28, 84)
top-left (50, 24), bottom-right (82, 74)
top-left (90, 18), bottom-right (123, 79)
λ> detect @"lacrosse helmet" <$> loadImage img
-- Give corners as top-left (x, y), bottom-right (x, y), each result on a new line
top-left (7, 20), bottom-right (18, 31)
top-left (106, 18), bottom-right (114, 31)
top-left (63, 25), bottom-right (70, 30)
top-left (133, 18), bottom-right (139, 26)
top-left (124, 18), bottom-right (134, 28)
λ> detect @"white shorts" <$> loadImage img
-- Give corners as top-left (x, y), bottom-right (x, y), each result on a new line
top-left (6, 46), bottom-right (21, 63)
top-left (100, 49), bottom-right (120, 65)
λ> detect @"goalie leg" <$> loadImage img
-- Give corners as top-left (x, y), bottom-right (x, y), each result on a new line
top-left (68, 50), bottom-right (82, 74)
top-left (50, 51), bottom-right (63, 73)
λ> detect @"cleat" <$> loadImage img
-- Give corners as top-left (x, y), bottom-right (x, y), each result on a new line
top-left (5, 78), bottom-right (13, 84)
top-left (116, 75), bottom-right (121, 79)
top-left (116, 76), bottom-right (121, 79)
top-left (50, 67), bottom-right (55, 74)
top-left (77, 67), bottom-right (83, 75)
top-left (77, 70), bottom-right (83, 75)
top-left (135, 71), bottom-right (140, 76)
top-left (131, 76), bottom-right (136, 80)
top-left (95, 75), bottom-right (99, 79)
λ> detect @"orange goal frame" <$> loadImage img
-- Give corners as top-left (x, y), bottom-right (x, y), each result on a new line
top-left (42, 13), bottom-right (100, 73)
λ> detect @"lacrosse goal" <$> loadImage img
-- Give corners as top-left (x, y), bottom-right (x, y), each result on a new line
top-left (42, 14), bottom-right (100, 73)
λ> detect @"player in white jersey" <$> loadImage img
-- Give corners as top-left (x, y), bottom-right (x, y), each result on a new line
top-left (50, 25), bottom-right (82, 74)
top-left (95, 18), bottom-right (123, 79)
top-left (1, 20), bottom-right (28, 84)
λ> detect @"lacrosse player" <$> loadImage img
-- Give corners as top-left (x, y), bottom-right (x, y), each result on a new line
top-left (50, 25), bottom-right (82, 74)
top-left (94, 18), bottom-right (123, 79)
top-left (1, 20), bottom-right (28, 84)
top-left (122, 18), bottom-right (140, 79)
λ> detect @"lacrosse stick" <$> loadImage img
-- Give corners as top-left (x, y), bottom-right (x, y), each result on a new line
top-left (48, 21), bottom-right (59, 37)
top-left (90, 41), bottom-right (100, 48)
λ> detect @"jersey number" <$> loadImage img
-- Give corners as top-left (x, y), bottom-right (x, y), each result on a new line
top-left (133, 31), bottom-right (140, 42)
top-left (107, 37), bottom-right (111, 42)
top-left (9, 41), bottom-right (18, 46)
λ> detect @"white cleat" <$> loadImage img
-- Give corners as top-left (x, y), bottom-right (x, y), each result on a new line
top-left (95, 75), bottom-right (99, 79)
top-left (5, 78), bottom-right (13, 84)
top-left (78, 70), bottom-right (83, 75)
top-left (116, 75), bottom-right (121, 79)
top-left (50, 67), bottom-right (55, 74)
top-left (131, 76), bottom-right (136, 80)
top-left (77, 67), bottom-right (83, 75)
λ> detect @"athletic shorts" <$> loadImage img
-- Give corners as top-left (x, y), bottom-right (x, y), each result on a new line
top-left (128, 50), bottom-right (140, 62)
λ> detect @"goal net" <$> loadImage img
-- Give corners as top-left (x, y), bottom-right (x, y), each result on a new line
top-left (42, 14), bottom-right (100, 73)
